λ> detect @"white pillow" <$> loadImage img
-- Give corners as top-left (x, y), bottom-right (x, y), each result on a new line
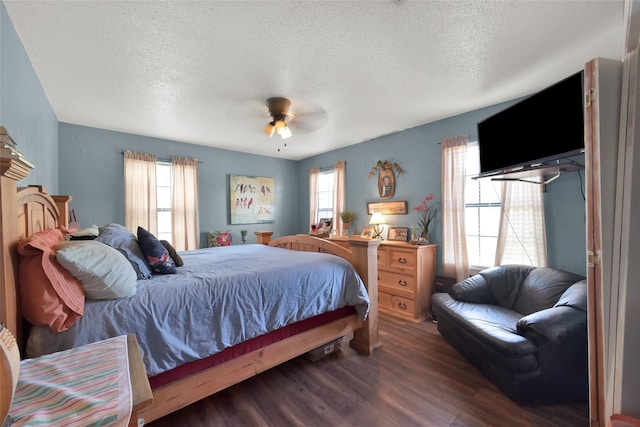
top-left (56, 241), bottom-right (137, 299)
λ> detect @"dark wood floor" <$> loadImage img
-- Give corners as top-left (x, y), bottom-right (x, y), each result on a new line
top-left (147, 314), bottom-right (589, 427)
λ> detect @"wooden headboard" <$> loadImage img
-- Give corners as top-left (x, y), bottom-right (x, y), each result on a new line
top-left (1, 130), bottom-right (71, 349)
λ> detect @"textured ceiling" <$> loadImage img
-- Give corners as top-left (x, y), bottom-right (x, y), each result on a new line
top-left (3, 0), bottom-right (625, 160)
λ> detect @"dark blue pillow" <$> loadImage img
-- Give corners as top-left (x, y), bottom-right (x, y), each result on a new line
top-left (137, 227), bottom-right (176, 275)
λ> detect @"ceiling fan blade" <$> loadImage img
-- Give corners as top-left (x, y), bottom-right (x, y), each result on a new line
top-left (291, 110), bottom-right (329, 133)
top-left (226, 98), bottom-right (270, 120)
top-left (288, 99), bottom-right (329, 133)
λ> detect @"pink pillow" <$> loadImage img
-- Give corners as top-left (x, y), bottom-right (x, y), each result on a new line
top-left (16, 228), bottom-right (85, 332)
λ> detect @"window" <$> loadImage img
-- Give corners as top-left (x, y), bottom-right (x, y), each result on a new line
top-left (465, 141), bottom-right (501, 268)
top-left (156, 162), bottom-right (172, 242)
top-left (315, 170), bottom-right (335, 223)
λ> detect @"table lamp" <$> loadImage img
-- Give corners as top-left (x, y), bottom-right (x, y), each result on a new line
top-left (369, 213), bottom-right (385, 239)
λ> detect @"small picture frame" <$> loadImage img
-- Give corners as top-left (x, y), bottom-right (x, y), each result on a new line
top-left (387, 226), bottom-right (409, 242)
top-left (361, 226), bottom-right (374, 239)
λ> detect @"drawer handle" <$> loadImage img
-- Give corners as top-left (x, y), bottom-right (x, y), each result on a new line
top-left (398, 257), bottom-right (407, 264)
top-left (398, 280), bottom-right (407, 286)
top-left (397, 302), bottom-right (407, 310)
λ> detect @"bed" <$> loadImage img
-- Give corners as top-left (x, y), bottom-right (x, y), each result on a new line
top-left (0, 141), bottom-right (380, 424)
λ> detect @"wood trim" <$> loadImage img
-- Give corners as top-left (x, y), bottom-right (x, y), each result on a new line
top-left (0, 142), bottom-right (34, 342)
top-left (127, 334), bottom-right (153, 427)
top-left (253, 230), bottom-right (274, 244)
top-left (584, 57), bottom-right (624, 427)
top-left (584, 58), bottom-right (604, 427)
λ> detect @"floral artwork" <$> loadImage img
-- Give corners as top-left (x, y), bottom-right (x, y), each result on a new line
top-left (230, 175), bottom-right (275, 224)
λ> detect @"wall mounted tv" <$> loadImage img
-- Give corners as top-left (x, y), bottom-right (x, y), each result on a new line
top-left (476, 70), bottom-right (585, 178)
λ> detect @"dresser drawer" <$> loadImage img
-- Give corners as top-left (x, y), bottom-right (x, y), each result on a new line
top-left (377, 246), bottom-right (389, 268)
top-left (378, 270), bottom-right (416, 293)
top-left (387, 249), bottom-right (417, 271)
top-left (379, 291), bottom-right (416, 317)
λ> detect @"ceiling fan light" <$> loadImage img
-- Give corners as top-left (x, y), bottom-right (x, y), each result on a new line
top-left (274, 120), bottom-right (286, 132)
top-left (279, 126), bottom-right (292, 139)
top-left (264, 122), bottom-right (275, 137)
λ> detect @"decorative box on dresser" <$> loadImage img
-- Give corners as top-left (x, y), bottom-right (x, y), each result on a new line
top-left (328, 237), bottom-right (437, 323)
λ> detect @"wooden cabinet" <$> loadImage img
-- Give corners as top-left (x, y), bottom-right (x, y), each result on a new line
top-left (377, 242), bottom-right (436, 322)
top-left (328, 238), bottom-right (436, 322)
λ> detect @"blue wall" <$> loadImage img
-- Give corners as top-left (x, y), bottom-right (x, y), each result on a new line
top-left (297, 106), bottom-right (587, 276)
top-left (2, 4), bottom-right (586, 274)
top-left (0, 2), bottom-right (58, 192)
top-left (58, 123), bottom-right (299, 248)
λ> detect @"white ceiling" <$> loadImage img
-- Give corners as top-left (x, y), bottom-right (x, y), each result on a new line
top-left (3, 0), bottom-right (625, 160)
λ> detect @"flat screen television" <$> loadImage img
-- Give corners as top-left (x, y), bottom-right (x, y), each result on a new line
top-left (476, 70), bottom-right (585, 178)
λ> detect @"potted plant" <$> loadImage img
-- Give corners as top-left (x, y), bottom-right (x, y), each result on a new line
top-left (412, 194), bottom-right (436, 244)
top-left (339, 211), bottom-right (356, 236)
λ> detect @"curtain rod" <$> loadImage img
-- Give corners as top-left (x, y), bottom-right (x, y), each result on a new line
top-left (120, 151), bottom-right (203, 163)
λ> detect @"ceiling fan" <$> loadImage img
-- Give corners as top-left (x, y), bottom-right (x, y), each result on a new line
top-left (263, 97), bottom-right (294, 139)
top-left (228, 96), bottom-right (329, 145)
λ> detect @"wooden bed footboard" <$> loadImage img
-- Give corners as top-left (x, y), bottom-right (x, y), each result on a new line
top-left (268, 234), bottom-right (381, 355)
top-left (139, 235), bottom-right (381, 423)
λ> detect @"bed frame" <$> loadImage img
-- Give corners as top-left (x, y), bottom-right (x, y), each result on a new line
top-left (0, 135), bottom-right (381, 424)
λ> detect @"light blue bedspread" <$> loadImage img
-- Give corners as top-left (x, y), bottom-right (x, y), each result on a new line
top-left (27, 244), bottom-right (370, 376)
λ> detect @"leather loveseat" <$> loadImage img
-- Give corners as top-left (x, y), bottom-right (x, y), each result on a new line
top-left (431, 265), bottom-right (588, 404)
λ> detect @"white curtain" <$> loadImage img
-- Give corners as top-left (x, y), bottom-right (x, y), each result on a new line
top-left (124, 150), bottom-right (157, 234)
top-left (172, 157), bottom-right (199, 251)
top-left (494, 178), bottom-right (547, 266)
top-left (333, 161), bottom-right (346, 232)
top-left (309, 167), bottom-right (320, 229)
top-left (441, 135), bottom-right (469, 281)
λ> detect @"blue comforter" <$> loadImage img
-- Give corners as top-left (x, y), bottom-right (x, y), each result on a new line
top-left (27, 244), bottom-right (370, 376)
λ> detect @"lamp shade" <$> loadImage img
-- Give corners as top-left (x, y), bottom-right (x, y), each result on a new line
top-left (369, 213), bottom-right (385, 225)
top-left (274, 120), bottom-right (286, 132)
top-left (264, 122), bottom-right (276, 137)
top-left (279, 126), bottom-right (292, 139)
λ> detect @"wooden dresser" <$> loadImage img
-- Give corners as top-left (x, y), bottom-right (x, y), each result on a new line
top-left (328, 237), bottom-right (437, 323)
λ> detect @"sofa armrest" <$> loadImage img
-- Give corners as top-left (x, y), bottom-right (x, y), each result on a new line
top-left (451, 274), bottom-right (497, 304)
top-left (517, 306), bottom-right (586, 345)
top-left (517, 305), bottom-right (588, 401)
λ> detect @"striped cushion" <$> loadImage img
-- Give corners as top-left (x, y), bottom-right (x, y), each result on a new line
top-left (8, 335), bottom-right (132, 426)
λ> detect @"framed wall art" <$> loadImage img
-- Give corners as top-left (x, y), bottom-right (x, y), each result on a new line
top-left (361, 226), bottom-right (374, 239)
top-left (367, 200), bottom-right (408, 215)
top-left (387, 226), bottom-right (409, 242)
top-left (229, 174), bottom-right (275, 224)
top-left (377, 168), bottom-right (395, 199)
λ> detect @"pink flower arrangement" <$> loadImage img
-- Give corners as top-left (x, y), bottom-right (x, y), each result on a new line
top-left (413, 194), bottom-right (436, 237)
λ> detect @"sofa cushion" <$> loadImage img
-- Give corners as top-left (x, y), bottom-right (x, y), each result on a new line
top-left (432, 293), bottom-right (538, 374)
top-left (554, 280), bottom-right (588, 312)
top-left (450, 274), bottom-right (496, 304)
top-left (480, 265), bottom-right (535, 308)
top-left (512, 267), bottom-right (585, 315)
